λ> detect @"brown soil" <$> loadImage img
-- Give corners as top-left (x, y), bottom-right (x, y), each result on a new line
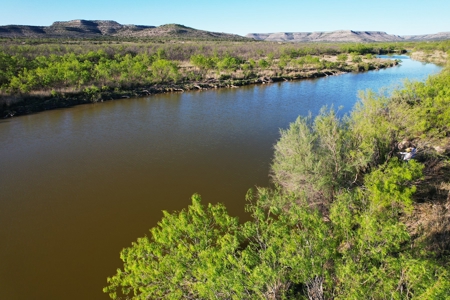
top-left (403, 141), bottom-right (450, 261)
top-left (410, 50), bottom-right (448, 65)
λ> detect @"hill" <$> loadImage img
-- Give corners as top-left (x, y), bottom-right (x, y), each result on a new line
top-left (2, 21), bottom-right (449, 42)
top-left (402, 31), bottom-right (450, 41)
top-left (246, 30), bottom-right (450, 42)
top-left (0, 20), bottom-right (248, 40)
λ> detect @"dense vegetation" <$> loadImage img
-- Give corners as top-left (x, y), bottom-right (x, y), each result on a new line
top-left (104, 45), bottom-right (450, 299)
top-left (1, 37), bottom-right (448, 297)
top-left (0, 40), bottom-right (399, 93)
top-left (0, 39), bottom-right (403, 114)
top-left (410, 40), bottom-right (450, 54)
top-left (1, 39), bottom-right (447, 99)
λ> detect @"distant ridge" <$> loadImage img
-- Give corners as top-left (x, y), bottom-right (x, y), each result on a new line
top-left (0, 20), bottom-right (248, 40)
top-left (246, 30), bottom-right (450, 42)
top-left (401, 32), bottom-right (450, 41)
top-left (1, 21), bottom-right (448, 42)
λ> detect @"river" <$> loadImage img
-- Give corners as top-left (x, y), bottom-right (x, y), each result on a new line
top-left (0, 56), bottom-right (442, 299)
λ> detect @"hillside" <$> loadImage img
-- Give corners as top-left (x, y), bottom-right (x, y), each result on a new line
top-left (402, 31), bottom-right (450, 41)
top-left (2, 20), bottom-right (449, 42)
top-left (247, 30), bottom-right (450, 42)
top-left (0, 20), bottom-right (248, 40)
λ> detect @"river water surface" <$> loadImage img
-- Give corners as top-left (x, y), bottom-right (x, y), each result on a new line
top-left (0, 56), bottom-right (442, 299)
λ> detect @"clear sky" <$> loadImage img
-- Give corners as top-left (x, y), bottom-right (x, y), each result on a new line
top-left (1, 0), bottom-right (449, 36)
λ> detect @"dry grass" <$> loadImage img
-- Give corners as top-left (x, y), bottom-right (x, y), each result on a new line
top-left (403, 142), bottom-right (450, 259)
top-left (410, 50), bottom-right (448, 65)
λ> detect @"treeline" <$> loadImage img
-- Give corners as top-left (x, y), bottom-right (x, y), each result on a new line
top-left (104, 55), bottom-right (450, 298)
top-left (0, 38), bottom-right (407, 60)
top-left (0, 40), bottom-right (401, 97)
top-left (411, 39), bottom-right (450, 53)
top-left (0, 50), bottom-right (175, 93)
top-left (409, 40), bottom-right (450, 65)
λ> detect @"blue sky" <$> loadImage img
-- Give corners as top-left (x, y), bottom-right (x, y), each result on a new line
top-left (1, 0), bottom-right (449, 36)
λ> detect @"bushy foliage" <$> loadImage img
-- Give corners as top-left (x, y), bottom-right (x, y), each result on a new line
top-left (271, 108), bottom-right (356, 206)
top-left (1, 50), bottom-right (158, 92)
top-left (105, 167), bottom-right (449, 299)
top-left (104, 194), bottom-right (242, 300)
top-left (340, 44), bottom-right (374, 55)
top-left (412, 40), bottom-right (450, 53)
top-left (329, 158), bottom-right (450, 299)
top-left (104, 44), bottom-right (450, 299)
top-left (1, 39), bottom-right (409, 97)
top-left (350, 52), bottom-right (363, 63)
top-left (190, 54), bottom-right (216, 71)
top-left (336, 53), bottom-right (348, 63)
top-left (151, 59), bottom-right (180, 83)
top-left (390, 69), bottom-right (450, 139)
top-left (216, 55), bottom-right (242, 72)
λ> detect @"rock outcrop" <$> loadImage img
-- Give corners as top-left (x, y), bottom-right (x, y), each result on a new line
top-left (0, 20), bottom-right (247, 40)
top-left (401, 32), bottom-right (450, 41)
top-left (246, 30), bottom-right (450, 42)
top-left (1, 21), bottom-right (448, 42)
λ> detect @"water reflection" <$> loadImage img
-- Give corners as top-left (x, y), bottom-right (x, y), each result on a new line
top-left (0, 56), bottom-right (442, 299)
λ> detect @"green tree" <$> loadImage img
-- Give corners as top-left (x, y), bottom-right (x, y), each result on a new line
top-left (104, 195), bottom-right (242, 300)
top-left (271, 107), bottom-right (356, 206)
top-left (190, 54), bottom-right (215, 71)
top-left (278, 54), bottom-right (290, 70)
top-left (216, 55), bottom-right (241, 72)
top-left (240, 188), bottom-right (335, 299)
top-left (258, 58), bottom-right (270, 69)
top-left (151, 59), bottom-right (180, 83)
top-left (337, 53), bottom-right (348, 63)
top-left (330, 159), bottom-right (449, 299)
top-left (350, 52), bottom-right (362, 63)
top-left (103, 55), bottom-right (450, 300)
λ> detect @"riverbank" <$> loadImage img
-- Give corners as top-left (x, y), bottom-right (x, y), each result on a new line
top-left (0, 53), bottom-right (442, 300)
top-left (409, 50), bottom-right (448, 65)
top-left (0, 57), bottom-right (397, 118)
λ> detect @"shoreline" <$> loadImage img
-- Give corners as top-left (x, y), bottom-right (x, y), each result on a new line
top-left (0, 60), bottom-right (397, 118)
top-left (409, 50), bottom-right (448, 65)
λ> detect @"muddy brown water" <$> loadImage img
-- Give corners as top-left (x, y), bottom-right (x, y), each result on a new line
top-left (0, 56), bottom-right (441, 299)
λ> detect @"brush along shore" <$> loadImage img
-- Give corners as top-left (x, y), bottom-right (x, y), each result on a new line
top-left (0, 55), bottom-right (397, 118)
